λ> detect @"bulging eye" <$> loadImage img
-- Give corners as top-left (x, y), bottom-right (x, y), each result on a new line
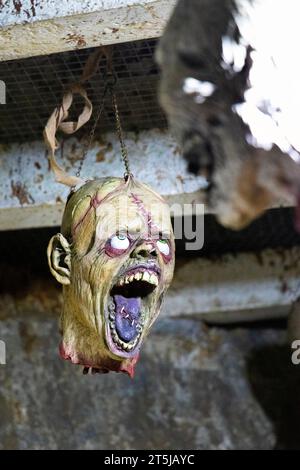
top-left (110, 233), bottom-right (130, 251)
top-left (156, 239), bottom-right (170, 256)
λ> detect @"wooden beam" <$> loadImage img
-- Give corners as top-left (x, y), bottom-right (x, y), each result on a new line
top-left (0, 0), bottom-right (176, 62)
top-left (0, 127), bottom-right (290, 231)
top-left (0, 129), bottom-right (207, 230)
top-left (163, 247), bottom-right (298, 323)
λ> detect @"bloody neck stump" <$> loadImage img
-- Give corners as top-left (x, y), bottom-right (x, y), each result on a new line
top-left (47, 177), bottom-right (175, 377)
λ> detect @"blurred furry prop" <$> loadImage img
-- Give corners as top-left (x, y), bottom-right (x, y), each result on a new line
top-left (157, 0), bottom-right (300, 230)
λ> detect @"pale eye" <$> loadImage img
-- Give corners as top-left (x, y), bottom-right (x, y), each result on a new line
top-left (110, 234), bottom-right (130, 251)
top-left (156, 239), bottom-right (170, 256)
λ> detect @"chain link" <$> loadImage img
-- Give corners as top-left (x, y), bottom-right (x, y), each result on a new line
top-left (109, 84), bottom-right (131, 180)
top-left (71, 59), bottom-right (132, 192)
top-left (75, 86), bottom-right (108, 178)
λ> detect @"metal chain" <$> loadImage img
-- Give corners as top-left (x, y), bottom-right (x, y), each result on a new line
top-left (70, 61), bottom-right (132, 192)
top-left (108, 81), bottom-right (132, 181)
top-left (75, 85), bottom-right (109, 180)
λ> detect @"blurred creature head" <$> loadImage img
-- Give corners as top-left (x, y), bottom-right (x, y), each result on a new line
top-left (47, 177), bottom-right (175, 377)
top-left (156, 0), bottom-right (300, 231)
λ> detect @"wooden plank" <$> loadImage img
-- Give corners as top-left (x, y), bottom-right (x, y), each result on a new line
top-left (0, 127), bottom-right (290, 230)
top-left (0, 0), bottom-right (176, 62)
top-left (0, 129), bottom-right (207, 230)
top-left (163, 247), bottom-right (299, 323)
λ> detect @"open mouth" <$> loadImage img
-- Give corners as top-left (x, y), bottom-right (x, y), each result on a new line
top-left (107, 263), bottom-right (160, 355)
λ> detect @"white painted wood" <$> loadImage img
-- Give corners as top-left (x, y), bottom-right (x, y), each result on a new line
top-left (0, 0), bottom-right (176, 61)
top-left (0, 1), bottom-right (164, 27)
top-left (163, 247), bottom-right (299, 323)
top-left (0, 127), bottom-right (291, 231)
top-left (0, 129), bottom-right (207, 230)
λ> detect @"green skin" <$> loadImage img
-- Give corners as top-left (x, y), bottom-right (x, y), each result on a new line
top-left (47, 176), bottom-right (175, 377)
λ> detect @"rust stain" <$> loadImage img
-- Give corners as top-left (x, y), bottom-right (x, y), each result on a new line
top-left (95, 142), bottom-right (113, 162)
top-left (11, 181), bottom-right (34, 205)
top-left (96, 149), bottom-right (106, 162)
top-left (65, 33), bottom-right (87, 48)
top-left (56, 196), bottom-right (63, 204)
top-left (13, 0), bottom-right (22, 14)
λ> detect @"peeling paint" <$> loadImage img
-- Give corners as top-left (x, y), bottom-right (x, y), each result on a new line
top-left (10, 180), bottom-right (35, 205)
top-left (64, 33), bottom-right (87, 48)
top-left (0, 0), bottom-right (175, 61)
top-left (12, 0), bottom-right (22, 15)
top-left (0, 129), bottom-right (206, 230)
top-left (0, 0), bottom-right (162, 27)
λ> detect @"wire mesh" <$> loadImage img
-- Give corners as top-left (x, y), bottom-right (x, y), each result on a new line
top-left (175, 208), bottom-right (300, 256)
top-left (1, 208), bottom-right (300, 275)
top-left (1, 39), bottom-right (300, 252)
top-left (0, 38), bottom-right (167, 144)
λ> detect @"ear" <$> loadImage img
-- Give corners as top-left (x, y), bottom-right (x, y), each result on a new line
top-left (47, 233), bottom-right (71, 285)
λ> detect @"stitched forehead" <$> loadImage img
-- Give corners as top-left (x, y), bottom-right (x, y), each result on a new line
top-left (62, 177), bottom-right (171, 241)
top-left (62, 178), bottom-right (124, 237)
top-left (95, 189), bottom-right (171, 238)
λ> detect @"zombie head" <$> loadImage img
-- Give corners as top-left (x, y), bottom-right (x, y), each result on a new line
top-left (47, 177), bottom-right (175, 377)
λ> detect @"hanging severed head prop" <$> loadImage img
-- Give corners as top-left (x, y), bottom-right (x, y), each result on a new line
top-left (47, 177), bottom-right (175, 377)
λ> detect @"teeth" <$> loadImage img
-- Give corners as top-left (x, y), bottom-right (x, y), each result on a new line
top-left (150, 274), bottom-right (158, 286)
top-left (143, 271), bottom-right (151, 282)
top-left (109, 319), bottom-right (142, 351)
top-left (108, 295), bottom-right (145, 352)
top-left (116, 269), bottom-right (159, 286)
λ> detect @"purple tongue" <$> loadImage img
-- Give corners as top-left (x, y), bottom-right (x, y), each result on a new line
top-left (113, 295), bottom-right (141, 342)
